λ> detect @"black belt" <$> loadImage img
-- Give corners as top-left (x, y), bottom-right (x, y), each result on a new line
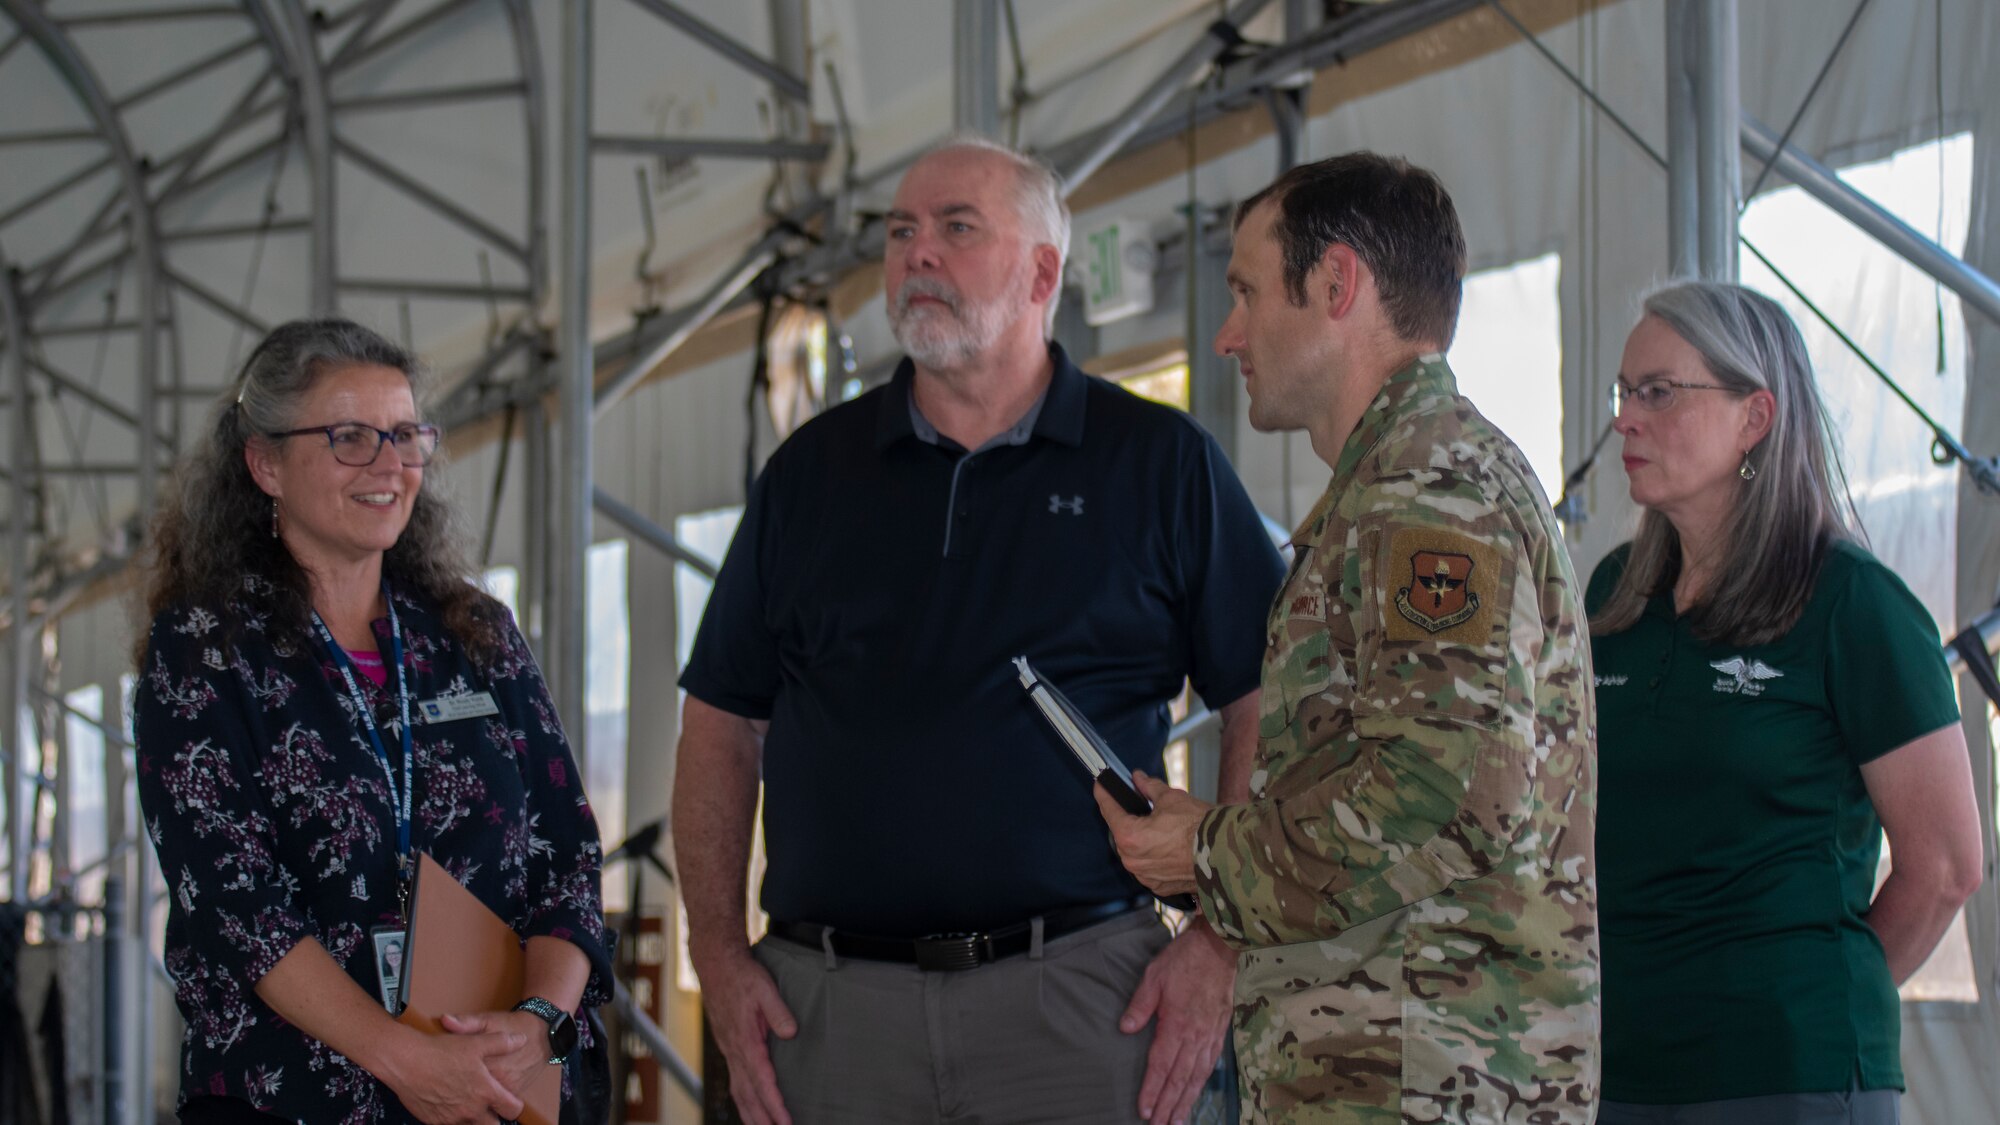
top-left (770, 896), bottom-right (1151, 972)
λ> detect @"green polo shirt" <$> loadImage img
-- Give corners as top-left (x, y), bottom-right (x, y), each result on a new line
top-left (1587, 540), bottom-right (1959, 1104)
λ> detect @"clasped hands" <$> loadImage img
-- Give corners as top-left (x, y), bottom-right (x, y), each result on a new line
top-left (386, 1010), bottom-right (552, 1125)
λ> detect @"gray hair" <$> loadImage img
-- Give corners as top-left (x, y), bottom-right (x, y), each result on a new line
top-left (233, 318), bottom-right (426, 436)
top-left (141, 319), bottom-right (503, 665)
top-left (914, 134), bottom-right (1071, 335)
top-left (1592, 280), bottom-right (1859, 645)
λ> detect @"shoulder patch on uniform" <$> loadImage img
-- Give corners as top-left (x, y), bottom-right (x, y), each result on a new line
top-left (1385, 526), bottom-right (1501, 643)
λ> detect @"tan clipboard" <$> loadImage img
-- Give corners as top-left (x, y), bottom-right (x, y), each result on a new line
top-left (395, 851), bottom-right (561, 1125)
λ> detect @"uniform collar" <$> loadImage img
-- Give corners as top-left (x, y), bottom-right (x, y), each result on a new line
top-left (874, 341), bottom-right (1088, 450)
top-left (1289, 353), bottom-right (1458, 549)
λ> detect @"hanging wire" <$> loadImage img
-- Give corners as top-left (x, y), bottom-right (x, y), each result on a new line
top-left (76, 264), bottom-right (124, 536)
top-left (743, 282), bottom-right (781, 501)
top-left (1932, 0), bottom-right (1946, 375)
top-left (631, 166), bottom-right (662, 322)
top-left (1553, 0), bottom-right (1600, 527)
top-left (1740, 236), bottom-right (1996, 494)
top-left (24, 252), bottom-right (126, 548)
top-left (477, 248), bottom-right (500, 348)
top-left (479, 402), bottom-right (517, 567)
top-left (823, 60), bottom-right (858, 191)
top-left (1740, 0), bottom-right (1873, 206)
top-left (1483, 0), bottom-right (1998, 499)
top-left (38, 345), bottom-right (89, 542)
top-left (223, 138), bottom-right (294, 377)
top-left (1003, 0), bottom-right (1031, 148)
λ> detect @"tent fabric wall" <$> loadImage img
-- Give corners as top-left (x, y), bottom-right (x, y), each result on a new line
top-left (1911, 0), bottom-right (2000, 1110)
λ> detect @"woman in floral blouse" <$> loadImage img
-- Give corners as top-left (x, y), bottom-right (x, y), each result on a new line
top-left (135, 319), bottom-right (609, 1124)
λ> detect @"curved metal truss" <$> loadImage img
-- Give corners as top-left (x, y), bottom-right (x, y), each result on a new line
top-left (0, 7), bottom-right (551, 1074)
top-left (0, 0), bottom-right (547, 610)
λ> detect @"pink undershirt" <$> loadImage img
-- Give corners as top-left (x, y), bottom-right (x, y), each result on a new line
top-left (346, 648), bottom-right (389, 687)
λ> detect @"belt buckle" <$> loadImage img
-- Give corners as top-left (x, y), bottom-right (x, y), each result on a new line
top-left (914, 931), bottom-right (986, 972)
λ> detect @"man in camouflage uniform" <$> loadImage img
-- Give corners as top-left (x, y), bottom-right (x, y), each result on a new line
top-left (1098, 152), bottom-right (1597, 1124)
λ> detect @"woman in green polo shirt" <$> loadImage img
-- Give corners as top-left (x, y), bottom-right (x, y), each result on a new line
top-left (1588, 281), bottom-right (1983, 1125)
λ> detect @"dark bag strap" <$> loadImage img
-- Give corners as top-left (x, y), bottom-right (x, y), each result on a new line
top-left (560, 1007), bottom-right (614, 1125)
top-left (1949, 624), bottom-right (2000, 711)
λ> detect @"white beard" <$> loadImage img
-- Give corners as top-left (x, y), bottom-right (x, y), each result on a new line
top-left (889, 269), bottom-right (1030, 370)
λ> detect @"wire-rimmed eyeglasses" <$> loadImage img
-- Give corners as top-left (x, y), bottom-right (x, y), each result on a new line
top-left (269, 422), bottom-right (441, 466)
top-left (1610, 378), bottom-right (1742, 415)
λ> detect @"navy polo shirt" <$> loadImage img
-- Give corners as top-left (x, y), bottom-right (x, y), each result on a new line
top-left (681, 343), bottom-right (1283, 937)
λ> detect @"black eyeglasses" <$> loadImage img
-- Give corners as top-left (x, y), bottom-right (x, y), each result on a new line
top-left (270, 422), bottom-right (441, 466)
top-left (1610, 378), bottom-right (1742, 415)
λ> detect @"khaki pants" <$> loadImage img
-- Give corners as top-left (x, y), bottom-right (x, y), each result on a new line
top-left (752, 910), bottom-right (1170, 1124)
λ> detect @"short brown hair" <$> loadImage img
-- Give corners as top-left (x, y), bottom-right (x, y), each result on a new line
top-left (1235, 152), bottom-right (1467, 346)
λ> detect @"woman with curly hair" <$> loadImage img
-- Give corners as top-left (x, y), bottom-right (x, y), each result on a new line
top-left (135, 319), bottom-right (608, 1124)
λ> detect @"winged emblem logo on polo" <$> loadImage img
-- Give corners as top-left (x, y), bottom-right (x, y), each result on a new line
top-left (1710, 656), bottom-right (1783, 696)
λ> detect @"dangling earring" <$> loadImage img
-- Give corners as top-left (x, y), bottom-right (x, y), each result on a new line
top-left (1738, 451), bottom-right (1757, 481)
top-left (271, 498), bottom-right (282, 539)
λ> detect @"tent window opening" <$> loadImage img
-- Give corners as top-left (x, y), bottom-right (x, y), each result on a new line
top-left (1119, 361), bottom-right (1191, 412)
top-left (64, 684), bottom-right (107, 920)
top-left (1108, 356), bottom-right (1194, 782)
top-left (1742, 131), bottom-right (1976, 1005)
top-left (479, 558), bottom-right (635, 909)
top-left (1449, 252), bottom-right (1565, 496)
top-left (588, 540), bottom-right (631, 913)
top-left (482, 565), bottom-right (520, 621)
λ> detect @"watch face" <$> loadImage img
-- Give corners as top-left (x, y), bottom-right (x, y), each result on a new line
top-left (549, 1011), bottom-right (578, 1061)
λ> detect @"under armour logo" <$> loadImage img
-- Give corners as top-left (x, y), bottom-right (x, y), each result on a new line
top-left (1048, 494), bottom-right (1084, 515)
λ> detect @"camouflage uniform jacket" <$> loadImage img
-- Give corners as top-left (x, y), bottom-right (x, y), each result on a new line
top-left (1192, 356), bottom-right (1598, 1124)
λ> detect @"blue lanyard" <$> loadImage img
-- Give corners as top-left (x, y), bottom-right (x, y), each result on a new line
top-left (309, 583), bottom-right (415, 913)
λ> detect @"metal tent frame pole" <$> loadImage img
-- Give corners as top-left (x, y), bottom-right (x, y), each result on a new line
top-left (591, 487), bottom-right (716, 578)
top-left (954, 0), bottom-right (1001, 137)
top-left (0, 12), bottom-right (166, 1120)
top-left (1497, 0), bottom-right (2000, 330)
top-left (1665, 0), bottom-right (1699, 276)
top-left (1, 258), bottom-right (29, 906)
top-left (280, 0), bottom-right (337, 315)
top-left (518, 0), bottom-right (1501, 440)
top-left (1694, 0), bottom-right (1739, 279)
top-left (1666, 0), bottom-right (1739, 280)
top-left (553, 0), bottom-right (594, 746)
top-left (1740, 114), bottom-right (2000, 327)
top-left (1058, 0), bottom-right (1276, 195)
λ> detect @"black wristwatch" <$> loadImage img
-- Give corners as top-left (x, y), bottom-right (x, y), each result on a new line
top-left (512, 997), bottom-right (578, 1065)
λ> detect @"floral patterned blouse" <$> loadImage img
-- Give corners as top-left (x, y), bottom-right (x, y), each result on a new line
top-left (135, 579), bottom-right (610, 1123)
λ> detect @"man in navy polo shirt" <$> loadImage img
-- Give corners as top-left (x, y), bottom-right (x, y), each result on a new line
top-left (672, 136), bottom-right (1283, 1125)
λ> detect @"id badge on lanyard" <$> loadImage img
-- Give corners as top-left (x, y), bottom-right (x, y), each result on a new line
top-left (310, 582), bottom-right (416, 919)
top-left (371, 923), bottom-right (407, 1013)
